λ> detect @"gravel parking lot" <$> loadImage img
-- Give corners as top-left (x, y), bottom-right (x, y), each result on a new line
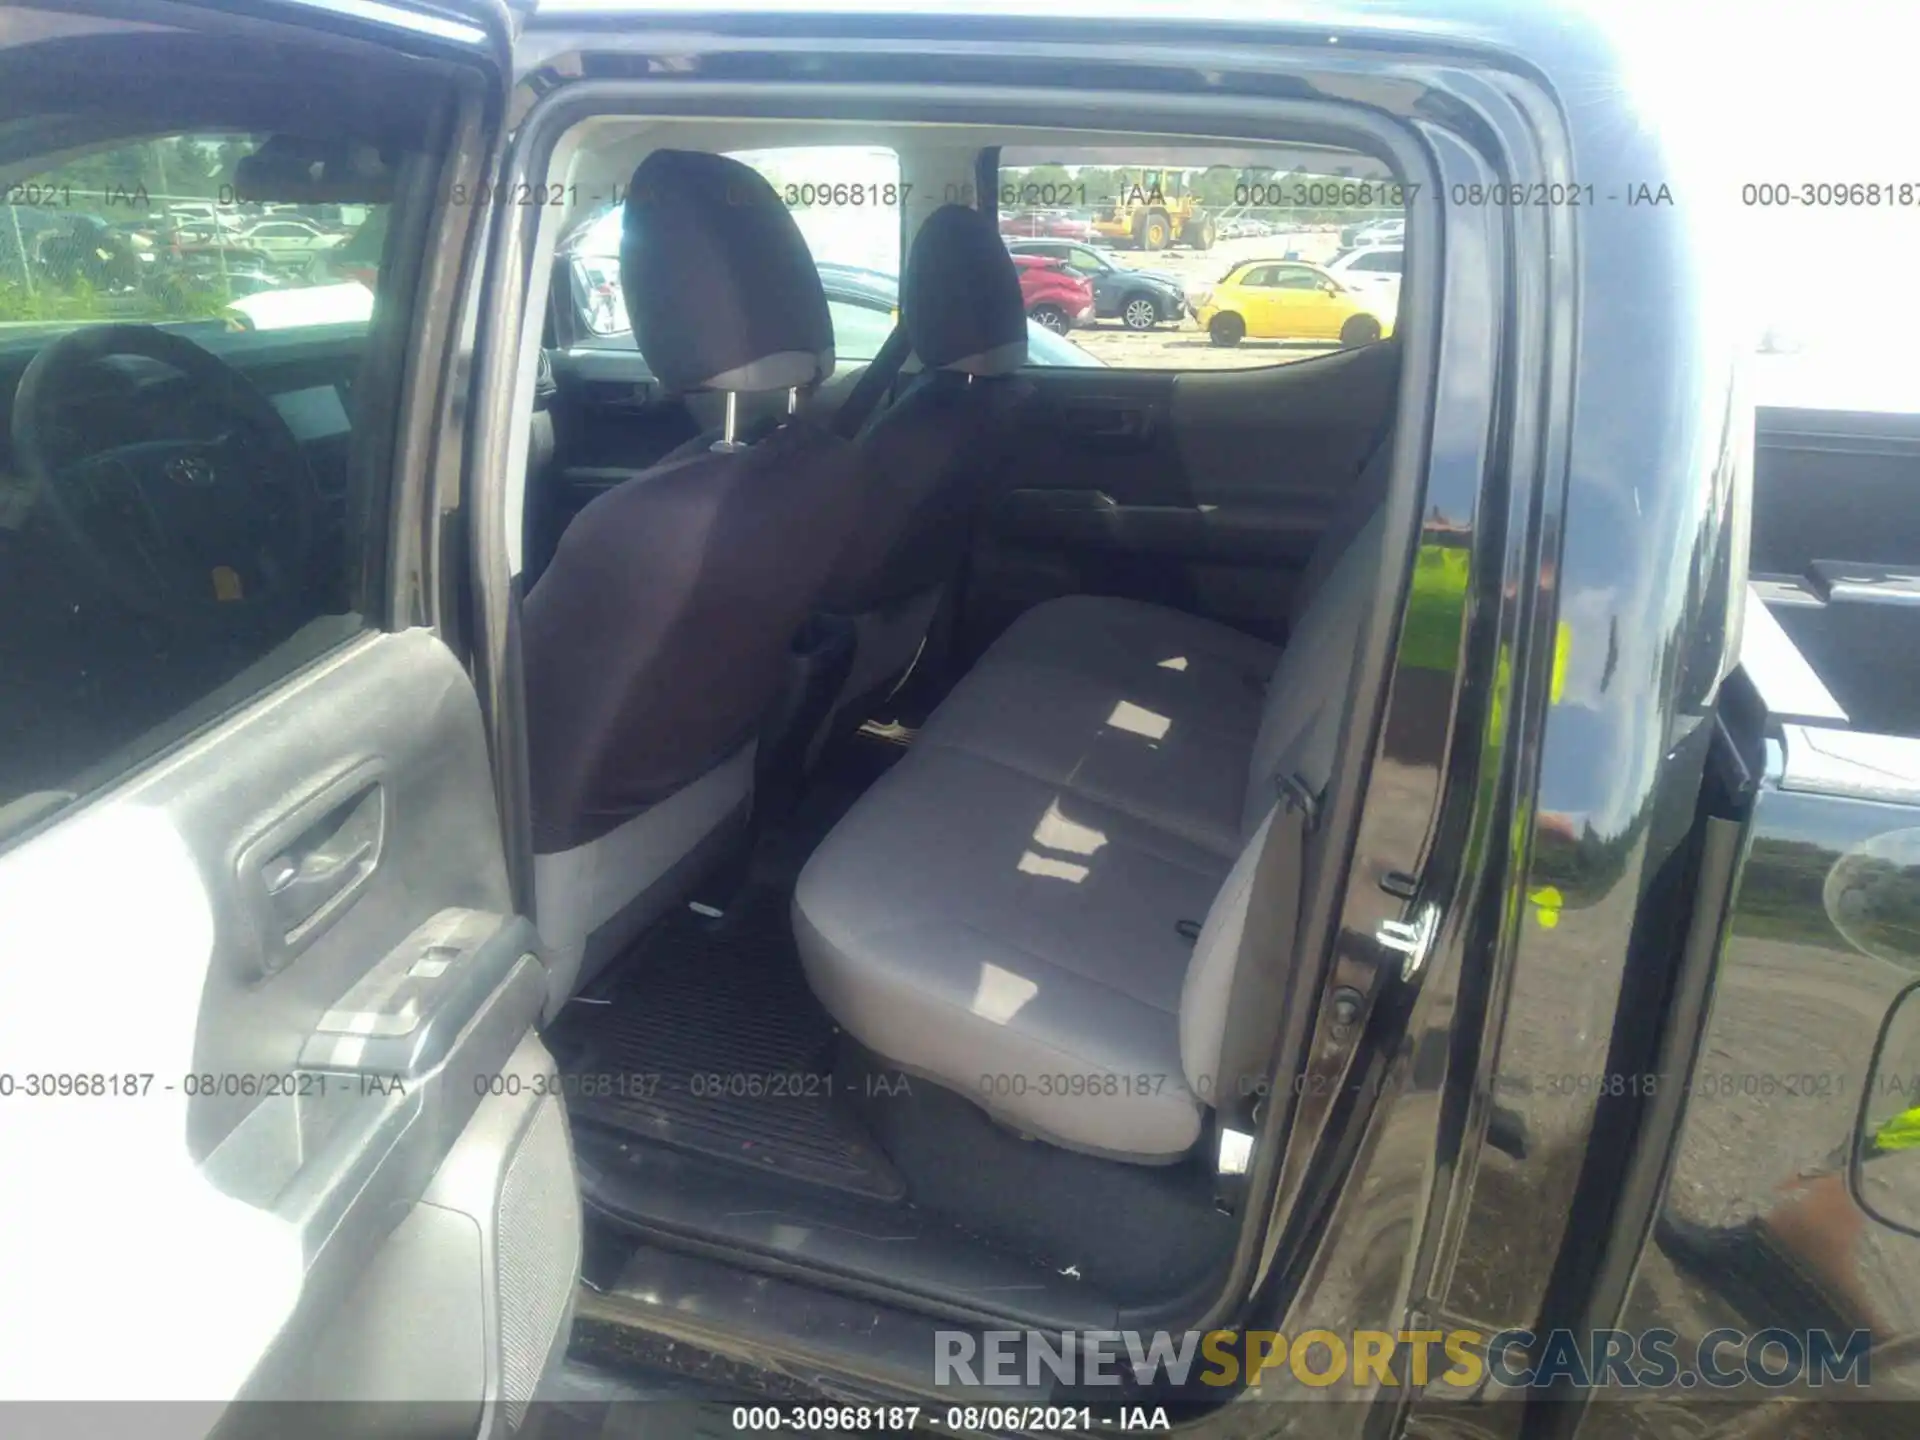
top-left (1120, 228), bottom-right (1346, 275)
top-left (1055, 228), bottom-right (1360, 370)
top-left (1068, 325), bottom-right (1343, 370)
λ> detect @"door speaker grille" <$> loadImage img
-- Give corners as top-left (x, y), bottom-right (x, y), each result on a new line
top-left (497, 1095), bottom-right (579, 1429)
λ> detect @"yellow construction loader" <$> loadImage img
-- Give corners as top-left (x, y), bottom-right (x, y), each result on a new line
top-left (1089, 169), bottom-right (1216, 251)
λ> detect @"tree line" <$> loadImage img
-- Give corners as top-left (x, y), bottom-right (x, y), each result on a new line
top-left (1003, 163), bottom-right (1399, 220)
top-left (31, 136), bottom-right (255, 209)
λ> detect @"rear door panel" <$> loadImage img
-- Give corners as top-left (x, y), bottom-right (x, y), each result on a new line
top-left (183, 634), bottom-right (577, 1420)
top-left (962, 340), bottom-right (1398, 655)
top-left (184, 631), bottom-right (513, 1153)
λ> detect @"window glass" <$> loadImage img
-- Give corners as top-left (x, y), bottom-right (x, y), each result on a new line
top-left (1353, 250), bottom-right (1402, 273)
top-left (556, 146), bottom-right (1106, 372)
top-left (1004, 240), bottom-right (1101, 277)
top-left (0, 70), bottom-right (448, 828)
top-left (994, 144), bottom-right (1403, 369)
top-left (1271, 267), bottom-right (1326, 290)
top-left (0, 146), bottom-right (382, 336)
top-left (825, 296), bottom-right (897, 365)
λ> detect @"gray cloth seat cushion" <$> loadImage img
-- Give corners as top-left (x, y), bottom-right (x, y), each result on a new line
top-left (794, 442), bottom-right (1391, 1163)
top-left (973, 592), bottom-right (1280, 728)
top-left (916, 596), bottom-right (1280, 860)
top-left (792, 592), bottom-right (1284, 1162)
top-left (917, 659), bottom-right (1253, 862)
top-left (795, 742), bottom-right (1228, 1160)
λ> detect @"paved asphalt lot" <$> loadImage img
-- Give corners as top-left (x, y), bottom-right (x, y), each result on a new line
top-left (1056, 228), bottom-right (1361, 370)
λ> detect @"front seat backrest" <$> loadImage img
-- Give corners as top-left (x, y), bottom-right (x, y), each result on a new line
top-left (795, 207), bottom-right (1031, 754)
top-left (825, 204), bottom-right (1031, 611)
top-left (522, 149), bottom-right (869, 1012)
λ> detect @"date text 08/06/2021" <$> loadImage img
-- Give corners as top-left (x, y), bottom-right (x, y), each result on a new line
top-left (726, 1406), bottom-right (1163, 1434)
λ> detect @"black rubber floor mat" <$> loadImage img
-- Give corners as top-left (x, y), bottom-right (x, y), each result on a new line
top-left (549, 888), bottom-right (905, 1200)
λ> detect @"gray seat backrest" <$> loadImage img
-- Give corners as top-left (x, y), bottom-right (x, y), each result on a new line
top-left (1180, 446), bottom-right (1391, 1099)
top-left (1242, 493), bottom-right (1388, 838)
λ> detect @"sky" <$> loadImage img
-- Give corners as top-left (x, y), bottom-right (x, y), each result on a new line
top-left (1604, 0), bottom-right (1920, 403)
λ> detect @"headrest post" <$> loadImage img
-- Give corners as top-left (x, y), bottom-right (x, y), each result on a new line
top-left (787, 387), bottom-right (800, 415)
top-left (711, 391), bottom-right (743, 454)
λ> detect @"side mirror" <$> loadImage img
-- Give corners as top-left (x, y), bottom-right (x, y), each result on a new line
top-left (1321, 280), bottom-right (1339, 296)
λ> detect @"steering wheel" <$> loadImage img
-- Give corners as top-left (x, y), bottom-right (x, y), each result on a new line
top-left (11, 323), bottom-right (318, 619)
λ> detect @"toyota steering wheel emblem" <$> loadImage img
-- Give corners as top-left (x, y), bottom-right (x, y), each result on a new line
top-left (164, 454), bottom-right (215, 488)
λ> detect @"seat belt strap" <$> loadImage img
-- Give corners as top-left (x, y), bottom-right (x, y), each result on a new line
top-left (830, 324), bottom-right (913, 439)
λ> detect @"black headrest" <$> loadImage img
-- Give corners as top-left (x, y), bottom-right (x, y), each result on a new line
top-left (620, 150), bottom-right (834, 394)
top-left (902, 205), bottom-right (1027, 375)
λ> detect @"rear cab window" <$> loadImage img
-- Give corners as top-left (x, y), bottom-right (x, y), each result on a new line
top-left (992, 145), bottom-right (1406, 367)
top-left (553, 145), bottom-right (1100, 372)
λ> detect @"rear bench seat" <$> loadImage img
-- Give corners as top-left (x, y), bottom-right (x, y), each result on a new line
top-left (793, 448), bottom-right (1390, 1164)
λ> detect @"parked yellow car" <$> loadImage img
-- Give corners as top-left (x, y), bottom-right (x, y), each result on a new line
top-left (1190, 259), bottom-right (1394, 347)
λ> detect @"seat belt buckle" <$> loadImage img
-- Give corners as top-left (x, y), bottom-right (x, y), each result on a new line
top-left (1213, 1122), bottom-right (1256, 1215)
top-left (1275, 771), bottom-right (1320, 828)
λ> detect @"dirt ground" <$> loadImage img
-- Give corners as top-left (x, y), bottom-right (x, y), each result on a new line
top-left (1058, 228), bottom-right (1357, 370)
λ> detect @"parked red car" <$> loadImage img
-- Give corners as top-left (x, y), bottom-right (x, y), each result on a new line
top-left (1010, 254), bottom-right (1095, 334)
top-left (999, 208), bottom-right (1094, 241)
